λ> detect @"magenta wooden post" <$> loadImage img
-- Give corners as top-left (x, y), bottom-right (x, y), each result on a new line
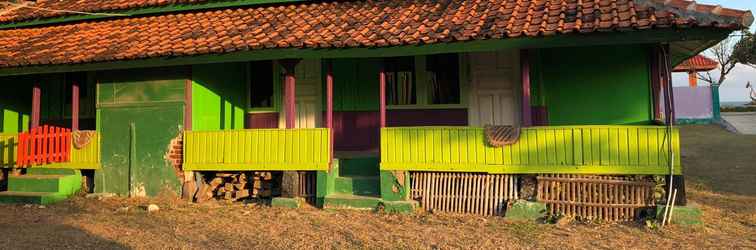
top-left (31, 84), bottom-right (41, 129)
top-left (326, 61), bottom-right (334, 161)
top-left (520, 50), bottom-right (533, 127)
top-left (379, 68), bottom-right (386, 128)
top-left (184, 79), bottom-right (193, 131)
top-left (280, 59), bottom-right (300, 129)
top-left (71, 82), bottom-right (80, 131)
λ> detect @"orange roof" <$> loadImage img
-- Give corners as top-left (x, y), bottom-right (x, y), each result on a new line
top-left (0, 0), bottom-right (752, 68)
top-left (674, 55), bottom-right (719, 72)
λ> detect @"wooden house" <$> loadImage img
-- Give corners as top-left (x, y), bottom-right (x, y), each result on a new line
top-left (0, 0), bottom-right (751, 220)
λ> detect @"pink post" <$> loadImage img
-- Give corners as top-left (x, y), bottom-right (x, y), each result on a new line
top-left (326, 61), bottom-right (334, 161)
top-left (280, 60), bottom-right (300, 129)
top-left (31, 84), bottom-right (41, 129)
top-left (379, 69), bottom-right (386, 128)
top-left (72, 82), bottom-right (80, 131)
top-left (184, 79), bottom-right (193, 131)
top-left (520, 50), bottom-right (533, 127)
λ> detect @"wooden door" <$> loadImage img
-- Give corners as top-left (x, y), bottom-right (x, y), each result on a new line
top-left (468, 50), bottom-right (521, 126)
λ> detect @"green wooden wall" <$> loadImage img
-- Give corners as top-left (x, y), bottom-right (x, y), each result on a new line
top-left (328, 58), bottom-right (381, 111)
top-left (191, 63), bottom-right (246, 131)
top-left (95, 67), bottom-right (186, 197)
top-left (534, 45), bottom-right (653, 125)
top-left (0, 76), bottom-right (31, 133)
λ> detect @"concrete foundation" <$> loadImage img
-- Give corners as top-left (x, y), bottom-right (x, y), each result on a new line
top-left (271, 197), bottom-right (301, 209)
top-left (504, 200), bottom-right (547, 221)
top-left (656, 205), bottom-right (703, 226)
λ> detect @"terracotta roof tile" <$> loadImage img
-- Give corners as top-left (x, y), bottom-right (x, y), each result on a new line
top-left (673, 55), bottom-right (718, 72)
top-left (0, 0), bottom-right (752, 68)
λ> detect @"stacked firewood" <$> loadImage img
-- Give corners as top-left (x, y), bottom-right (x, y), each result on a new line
top-left (196, 172), bottom-right (277, 202)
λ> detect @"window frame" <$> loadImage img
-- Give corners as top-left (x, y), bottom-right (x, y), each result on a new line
top-left (384, 56), bottom-right (418, 107)
top-left (246, 60), bottom-right (281, 113)
top-left (386, 54), bottom-right (468, 110)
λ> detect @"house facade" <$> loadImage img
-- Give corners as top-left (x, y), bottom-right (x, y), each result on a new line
top-left (0, 0), bottom-right (751, 220)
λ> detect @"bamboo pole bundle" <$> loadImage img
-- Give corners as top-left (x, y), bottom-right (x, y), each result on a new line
top-left (409, 172), bottom-right (518, 216)
top-left (536, 175), bottom-right (656, 221)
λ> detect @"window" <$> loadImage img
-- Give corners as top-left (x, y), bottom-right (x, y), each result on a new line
top-left (385, 57), bottom-right (416, 105)
top-left (249, 61), bottom-right (275, 109)
top-left (427, 54), bottom-right (461, 104)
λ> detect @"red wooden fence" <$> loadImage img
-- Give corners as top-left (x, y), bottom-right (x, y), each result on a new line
top-left (16, 125), bottom-right (72, 167)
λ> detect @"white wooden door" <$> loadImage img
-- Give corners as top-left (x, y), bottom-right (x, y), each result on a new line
top-left (467, 50), bottom-right (521, 126)
top-left (279, 59), bottom-right (322, 128)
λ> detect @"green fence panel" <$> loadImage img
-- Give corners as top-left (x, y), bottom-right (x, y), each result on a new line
top-left (380, 126), bottom-right (682, 175)
top-left (183, 128), bottom-right (330, 171)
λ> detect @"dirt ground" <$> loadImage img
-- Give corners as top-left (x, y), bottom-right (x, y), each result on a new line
top-left (1, 125), bottom-right (754, 249)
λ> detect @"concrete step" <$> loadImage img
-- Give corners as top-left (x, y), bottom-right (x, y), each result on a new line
top-left (334, 176), bottom-right (380, 196)
top-left (337, 157), bottom-right (379, 177)
top-left (0, 191), bottom-right (68, 205)
top-left (323, 194), bottom-right (381, 210)
top-left (26, 168), bottom-right (79, 176)
top-left (8, 173), bottom-right (80, 194)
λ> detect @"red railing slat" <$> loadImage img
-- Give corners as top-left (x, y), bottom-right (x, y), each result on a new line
top-left (15, 125), bottom-right (73, 167)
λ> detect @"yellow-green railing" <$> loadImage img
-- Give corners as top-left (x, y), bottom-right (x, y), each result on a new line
top-left (61, 132), bottom-right (101, 169)
top-left (380, 126), bottom-right (681, 175)
top-left (183, 128), bottom-right (330, 171)
top-left (0, 133), bottom-right (18, 168)
top-left (0, 131), bottom-right (101, 169)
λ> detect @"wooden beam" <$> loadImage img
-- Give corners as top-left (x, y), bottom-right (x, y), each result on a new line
top-left (520, 50), bottom-right (533, 127)
top-left (71, 81), bottom-right (79, 131)
top-left (379, 67), bottom-right (386, 128)
top-left (184, 79), bottom-right (193, 131)
top-left (279, 59), bottom-right (300, 129)
top-left (31, 84), bottom-right (41, 128)
top-left (326, 60), bottom-right (334, 162)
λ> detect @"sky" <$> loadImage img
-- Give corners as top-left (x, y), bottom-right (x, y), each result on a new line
top-left (671, 0), bottom-right (756, 103)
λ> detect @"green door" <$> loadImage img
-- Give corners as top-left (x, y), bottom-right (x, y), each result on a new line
top-left (96, 104), bottom-right (183, 197)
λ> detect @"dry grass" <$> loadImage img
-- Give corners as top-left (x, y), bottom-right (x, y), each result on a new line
top-left (0, 125), bottom-right (754, 249)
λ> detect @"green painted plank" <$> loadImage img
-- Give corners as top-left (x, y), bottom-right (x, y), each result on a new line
top-left (573, 128), bottom-right (583, 166)
top-left (503, 142), bottom-right (512, 166)
top-left (554, 129), bottom-right (564, 165)
top-left (520, 130), bottom-right (530, 165)
top-left (529, 130), bottom-right (541, 165)
top-left (493, 130), bottom-right (503, 165)
top-left (511, 133), bottom-right (521, 165)
top-left (618, 128), bottom-right (629, 166)
top-left (546, 129), bottom-right (556, 165)
top-left (380, 162), bottom-right (683, 175)
top-left (648, 128), bottom-right (659, 166)
top-left (609, 128), bottom-right (619, 166)
top-left (450, 129), bottom-right (460, 164)
top-left (564, 128), bottom-right (573, 165)
top-left (184, 162), bottom-right (328, 171)
top-left (600, 128), bottom-right (610, 166)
